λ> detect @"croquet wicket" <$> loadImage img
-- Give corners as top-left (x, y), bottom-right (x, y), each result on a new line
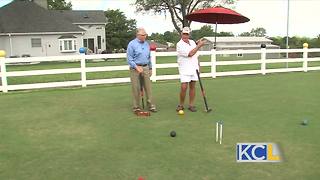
top-left (216, 121), bottom-right (223, 144)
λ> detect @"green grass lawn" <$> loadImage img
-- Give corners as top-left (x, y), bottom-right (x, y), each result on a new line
top-left (0, 71), bottom-right (319, 179)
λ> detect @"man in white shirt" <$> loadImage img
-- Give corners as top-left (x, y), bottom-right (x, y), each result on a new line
top-left (176, 27), bottom-right (205, 112)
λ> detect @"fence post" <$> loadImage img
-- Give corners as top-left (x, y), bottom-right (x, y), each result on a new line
top-left (211, 49), bottom-right (216, 78)
top-left (79, 48), bottom-right (87, 87)
top-left (261, 44), bottom-right (267, 75)
top-left (303, 43), bottom-right (308, 72)
top-left (150, 50), bottom-right (156, 82)
top-left (0, 50), bottom-right (8, 93)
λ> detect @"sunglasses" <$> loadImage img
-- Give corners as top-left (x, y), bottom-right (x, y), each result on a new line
top-left (138, 34), bottom-right (147, 36)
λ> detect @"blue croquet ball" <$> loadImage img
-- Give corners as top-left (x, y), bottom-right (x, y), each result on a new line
top-left (79, 47), bottom-right (86, 54)
top-left (170, 131), bottom-right (176, 137)
top-left (301, 119), bottom-right (308, 126)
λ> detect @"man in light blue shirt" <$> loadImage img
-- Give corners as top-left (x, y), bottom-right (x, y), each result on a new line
top-left (127, 38), bottom-right (152, 70)
top-left (127, 28), bottom-right (157, 113)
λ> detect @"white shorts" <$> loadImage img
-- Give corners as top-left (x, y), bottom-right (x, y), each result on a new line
top-left (180, 74), bottom-right (198, 83)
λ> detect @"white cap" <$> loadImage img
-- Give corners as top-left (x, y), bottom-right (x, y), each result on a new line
top-left (182, 27), bottom-right (191, 34)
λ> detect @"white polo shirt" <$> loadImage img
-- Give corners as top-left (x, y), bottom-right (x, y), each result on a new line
top-left (176, 39), bottom-right (199, 75)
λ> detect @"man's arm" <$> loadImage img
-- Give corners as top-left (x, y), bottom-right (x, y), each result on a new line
top-left (148, 50), bottom-right (152, 76)
top-left (127, 43), bottom-right (143, 73)
top-left (127, 43), bottom-right (137, 69)
top-left (188, 39), bottom-right (205, 57)
top-left (148, 50), bottom-right (152, 69)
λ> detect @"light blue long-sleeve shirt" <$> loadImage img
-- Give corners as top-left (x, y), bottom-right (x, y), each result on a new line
top-left (127, 38), bottom-right (152, 69)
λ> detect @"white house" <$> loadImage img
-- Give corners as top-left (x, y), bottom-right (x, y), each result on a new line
top-left (0, 0), bottom-right (106, 57)
top-left (202, 36), bottom-right (280, 59)
top-left (202, 36), bottom-right (280, 50)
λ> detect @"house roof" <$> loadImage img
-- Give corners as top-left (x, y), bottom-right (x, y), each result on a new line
top-left (0, 0), bottom-right (106, 34)
top-left (204, 36), bottom-right (273, 43)
top-left (54, 10), bottom-right (106, 24)
top-left (58, 35), bottom-right (77, 39)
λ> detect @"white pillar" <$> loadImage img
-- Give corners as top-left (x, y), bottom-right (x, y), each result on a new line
top-left (80, 53), bottom-right (87, 87)
top-left (0, 50), bottom-right (8, 92)
top-left (211, 49), bottom-right (216, 78)
top-left (261, 47), bottom-right (267, 75)
top-left (303, 43), bottom-right (308, 72)
top-left (150, 50), bottom-right (156, 82)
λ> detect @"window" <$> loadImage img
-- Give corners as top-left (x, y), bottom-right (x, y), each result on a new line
top-left (97, 36), bottom-right (101, 49)
top-left (59, 39), bottom-right (77, 52)
top-left (31, 38), bottom-right (41, 47)
top-left (83, 39), bottom-right (88, 48)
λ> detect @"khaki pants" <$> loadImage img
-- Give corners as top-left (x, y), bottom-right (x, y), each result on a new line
top-left (130, 66), bottom-right (155, 110)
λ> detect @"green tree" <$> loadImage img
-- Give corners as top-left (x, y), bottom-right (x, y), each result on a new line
top-left (289, 36), bottom-right (310, 49)
top-left (190, 25), bottom-right (233, 40)
top-left (104, 9), bottom-right (137, 51)
top-left (239, 27), bottom-right (267, 37)
top-left (149, 33), bottom-right (167, 44)
top-left (163, 31), bottom-right (180, 44)
top-left (270, 36), bottom-right (320, 49)
top-left (270, 36), bottom-right (286, 48)
top-left (191, 25), bottom-right (215, 40)
top-left (250, 27), bottom-right (266, 37)
top-left (134, 0), bottom-right (236, 33)
top-left (310, 35), bottom-right (320, 48)
top-left (48, 0), bottom-right (72, 10)
top-left (217, 31), bottom-right (234, 37)
top-left (149, 31), bottom-right (180, 46)
top-left (238, 32), bottom-right (251, 37)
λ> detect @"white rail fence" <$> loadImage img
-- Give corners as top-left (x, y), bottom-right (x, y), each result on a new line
top-left (0, 47), bottom-right (320, 93)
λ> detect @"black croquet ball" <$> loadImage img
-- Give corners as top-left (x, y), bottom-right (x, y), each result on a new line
top-left (170, 131), bottom-right (176, 137)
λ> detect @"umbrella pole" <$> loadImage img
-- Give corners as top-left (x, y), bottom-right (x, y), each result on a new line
top-left (214, 22), bottom-right (217, 49)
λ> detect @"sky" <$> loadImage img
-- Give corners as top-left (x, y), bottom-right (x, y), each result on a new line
top-left (0, 0), bottom-right (319, 38)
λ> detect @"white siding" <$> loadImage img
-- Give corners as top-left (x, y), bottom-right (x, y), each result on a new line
top-left (0, 36), bottom-right (8, 51)
top-left (0, 36), bottom-right (11, 57)
top-left (79, 24), bottom-right (106, 53)
top-left (0, 34), bottom-right (83, 57)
